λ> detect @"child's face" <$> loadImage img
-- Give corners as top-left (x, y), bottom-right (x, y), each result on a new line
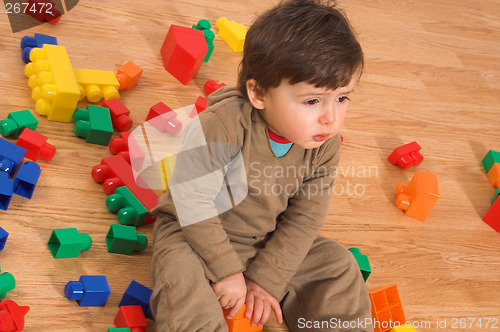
top-left (247, 75), bottom-right (358, 149)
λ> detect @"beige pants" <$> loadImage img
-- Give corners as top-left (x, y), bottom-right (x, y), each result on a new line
top-left (150, 219), bottom-right (373, 332)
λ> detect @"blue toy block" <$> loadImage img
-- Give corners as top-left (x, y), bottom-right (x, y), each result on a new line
top-left (13, 161), bottom-right (41, 199)
top-left (65, 275), bottom-right (111, 306)
top-left (0, 138), bottom-right (26, 176)
top-left (119, 280), bottom-right (153, 318)
top-left (0, 227), bottom-right (9, 251)
top-left (0, 172), bottom-right (14, 211)
top-left (20, 33), bottom-right (58, 63)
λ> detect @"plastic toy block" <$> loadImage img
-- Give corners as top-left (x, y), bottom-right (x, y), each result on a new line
top-left (119, 280), bottom-right (153, 318)
top-left (25, 44), bottom-right (80, 122)
top-left (216, 17), bottom-right (247, 52)
top-left (65, 275), bottom-right (111, 306)
top-left (73, 105), bottom-right (114, 146)
top-left (0, 110), bottom-right (39, 139)
top-left (159, 153), bottom-right (176, 192)
top-left (106, 186), bottom-right (150, 227)
top-left (47, 228), bottom-right (92, 258)
top-left (161, 25), bottom-right (208, 85)
top-left (16, 128), bottom-right (55, 161)
top-left (20, 33), bottom-right (57, 64)
top-left (26, 0), bottom-right (61, 24)
top-left (0, 227), bottom-right (8, 251)
top-left (106, 224), bottom-right (147, 255)
top-left (107, 328), bottom-right (131, 332)
top-left (0, 172), bottom-right (14, 211)
top-left (222, 304), bottom-right (263, 332)
top-left (483, 194), bottom-right (500, 232)
top-left (390, 324), bottom-right (417, 332)
top-left (0, 270), bottom-right (15, 301)
top-left (73, 68), bottom-right (120, 103)
top-left (102, 98), bottom-right (133, 132)
top-left (192, 19), bottom-right (211, 31)
top-left (116, 61), bottom-right (143, 91)
top-left (92, 154), bottom-right (158, 212)
top-left (0, 300), bottom-right (30, 332)
top-left (146, 102), bottom-right (182, 135)
top-left (492, 187), bottom-right (500, 205)
top-left (369, 285), bottom-right (406, 332)
top-left (195, 96), bottom-right (208, 114)
top-left (109, 132), bottom-right (146, 171)
top-left (482, 149), bottom-right (500, 173)
top-left (487, 163), bottom-right (500, 188)
top-left (192, 20), bottom-right (215, 62)
top-left (395, 171), bottom-right (439, 221)
top-left (388, 142), bottom-right (423, 169)
top-left (204, 80), bottom-right (227, 95)
top-left (348, 247), bottom-right (371, 282)
top-left (0, 138), bottom-right (27, 176)
top-left (13, 161), bottom-right (41, 199)
top-left (114, 305), bottom-right (148, 332)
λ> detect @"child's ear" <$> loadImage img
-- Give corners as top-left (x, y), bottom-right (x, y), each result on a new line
top-left (246, 79), bottom-right (266, 110)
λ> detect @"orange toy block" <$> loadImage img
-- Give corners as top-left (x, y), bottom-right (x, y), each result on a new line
top-left (369, 285), bottom-right (406, 332)
top-left (116, 61), bottom-right (143, 90)
top-left (222, 305), bottom-right (263, 332)
top-left (487, 163), bottom-right (500, 188)
top-left (395, 171), bottom-right (439, 221)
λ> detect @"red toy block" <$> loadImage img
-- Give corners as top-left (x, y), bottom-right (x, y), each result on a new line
top-left (26, 0), bottom-right (61, 24)
top-left (483, 195), bottom-right (500, 232)
top-left (195, 96), bottom-right (208, 114)
top-left (388, 142), bottom-right (423, 169)
top-left (0, 299), bottom-right (30, 332)
top-left (369, 285), bottom-right (406, 332)
top-left (146, 102), bottom-right (182, 135)
top-left (116, 61), bottom-right (143, 90)
top-left (102, 99), bottom-right (133, 132)
top-left (109, 132), bottom-right (145, 171)
top-left (92, 154), bottom-right (158, 214)
top-left (487, 163), bottom-right (500, 188)
top-left (114, 305), bottom-right (147, 332)
top-left (16, 128), bottom-right (55, 161)
top-left (222, 305), bottom-right (263, 332)
top-left (160, 25), bottom-right (208, 85)
top-left (204, 80), bottom-right (227, 95)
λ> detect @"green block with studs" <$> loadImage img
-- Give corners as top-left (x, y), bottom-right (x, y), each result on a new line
top-left (348, 247), bottom-right (371, 282)
top-left (0, 109), bottom-right (39, 139)
top-left (482, 150), bottom-right (500, 173)
top-left (106, 224), bottom-right (147, 255)
top-left (106, 186), bottom-right (148, 227)
top-left (73, 105), bottom-right (113, 145)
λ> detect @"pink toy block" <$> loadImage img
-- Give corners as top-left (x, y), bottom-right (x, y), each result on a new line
top-left (483, 195), bottom-right (500, 232)
top-left (388, 142), bottom-right (423, 169)
top-left (102, 98), bottom-right (133, 132)
top-left (116, 61), bottom-right (143, 90)
top-left (114, 305), bottom-right (147, 332)
top-left (146, 102), bottom-right (182, 135)
top-left (160, 25), bottom-right (208, 85)
top-left (16, 128), bottom-right (55, 161)
top-left (204, 80), bottom-right (227, 95)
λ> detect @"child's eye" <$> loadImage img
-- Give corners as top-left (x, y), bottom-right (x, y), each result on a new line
top-left (305, 98), bottom-right (320, 105)
top-left (337, 96), bottom-right (350, 103)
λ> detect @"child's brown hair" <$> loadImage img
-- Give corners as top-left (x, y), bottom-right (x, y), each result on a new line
top-left (238, 0), bottom-right (363, 100)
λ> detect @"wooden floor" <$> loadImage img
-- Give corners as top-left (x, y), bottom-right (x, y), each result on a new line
top-left (1, 0), bottom-right (499, 331)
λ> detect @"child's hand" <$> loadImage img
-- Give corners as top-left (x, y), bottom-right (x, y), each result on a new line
top-left (244, 277), bottom-right (283, 326)
top-left (211, 272), bottom-right (247, 319)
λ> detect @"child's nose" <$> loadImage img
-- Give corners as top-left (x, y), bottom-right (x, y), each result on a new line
top-left (319, 106), bottom-right (335, 125)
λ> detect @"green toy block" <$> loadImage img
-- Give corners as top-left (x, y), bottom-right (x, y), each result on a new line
top-left (0, 265), bottom-right (16, 300)
top-left (482, 150), bottom-right (500, 173)
top-left (106, 186), bottom-right (149, 227)
top-left (192, 19), bottom-right (211, 30)
top-left (73, 105), bottom-right (113, 145)
top-left (348, 247), bottom-right (371, 282)
top-left (106, 224), bottom-right (147, 255)
top-left (107, 328), bottom-right (131, 332)
top-left (47, 228), bottom-right (92, 258)
top-left (0, 109), bottom-right (39, 139)
top-left (492, 187), bottom-right (500, 205)
top-left (192, 19), bottom-right (215, 62)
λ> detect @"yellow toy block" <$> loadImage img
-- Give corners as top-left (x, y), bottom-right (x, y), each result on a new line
top-left (159, 153), bottom-right (176, 191)
top-left (390, 324), bottom-right (417, 331)
top-left (73, 68), bottom-right (120, 103)
top-left (216, 17), bottom-right (246, 52)
top-left (24, 44), bottom-right (80, 122)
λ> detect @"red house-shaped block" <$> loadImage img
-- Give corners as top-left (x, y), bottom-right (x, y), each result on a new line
top-left (160, 25), bottom-right (208, 85)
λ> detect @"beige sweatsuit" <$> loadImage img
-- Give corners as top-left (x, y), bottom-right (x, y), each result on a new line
top-left (150, 87), bottom-right (373, 332)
